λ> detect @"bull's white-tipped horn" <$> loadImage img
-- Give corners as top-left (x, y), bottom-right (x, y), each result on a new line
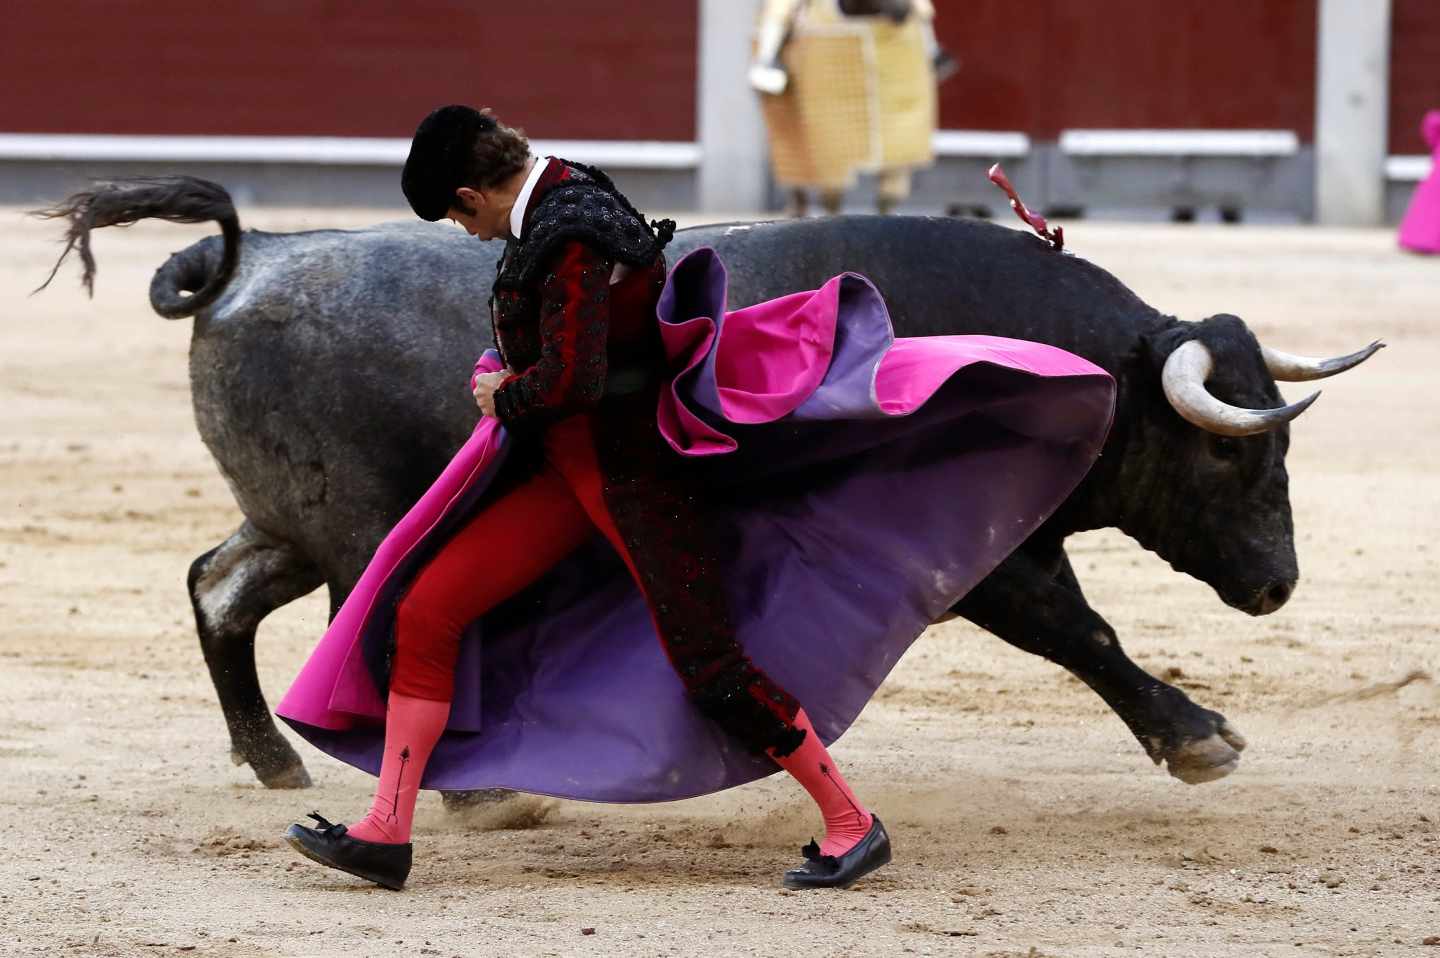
top-left (1162, 340), bottom-right (1320, 437)
top-left (1261, 340), bottom-right (1385, 382)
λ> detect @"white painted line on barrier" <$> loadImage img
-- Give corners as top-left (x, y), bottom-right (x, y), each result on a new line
top-left (1060, 129), bottom-right (1300, 158)
top-left (932, 130), bottom-right (1031, 158)
top-left (1385, 154), bottom-right (1430, 182)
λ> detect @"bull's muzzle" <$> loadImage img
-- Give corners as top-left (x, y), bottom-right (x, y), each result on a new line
top-left (1241, 578), bottom-right (1295, 616)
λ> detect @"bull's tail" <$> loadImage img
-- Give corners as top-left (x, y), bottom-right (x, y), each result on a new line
top-left (32, 175), bottom-right (241, 319)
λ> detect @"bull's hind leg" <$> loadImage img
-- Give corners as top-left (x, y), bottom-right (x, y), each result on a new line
top-left (954, 546), bottom-right (1247, 784)
top-left (188, 521), bottom-right (323, 788)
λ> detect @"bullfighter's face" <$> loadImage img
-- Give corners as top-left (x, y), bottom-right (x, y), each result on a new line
top-left (447, 186), bottom-right (504, 241)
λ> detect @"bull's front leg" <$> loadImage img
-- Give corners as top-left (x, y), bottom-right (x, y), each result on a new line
top-left (953, 546), bottom-right (1247, 784)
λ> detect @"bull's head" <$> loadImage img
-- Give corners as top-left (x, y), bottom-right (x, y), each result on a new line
top-left (1115, 316), bottom-right (1381, 616)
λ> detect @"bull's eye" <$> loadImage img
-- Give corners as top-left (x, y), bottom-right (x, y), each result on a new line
top-left (1209, 436), bottom-right (1245, 461)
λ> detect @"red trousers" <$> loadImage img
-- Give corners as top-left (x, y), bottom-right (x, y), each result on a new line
top-left (392, 415), bottom-right (661, 701)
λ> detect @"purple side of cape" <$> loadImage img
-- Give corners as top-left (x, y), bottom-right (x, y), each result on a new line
top-left (276, 248), bottom-right (1116, 803)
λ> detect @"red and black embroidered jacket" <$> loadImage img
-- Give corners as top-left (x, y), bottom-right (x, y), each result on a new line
top-left (484, 161), bottom-right (806, 758)
top-left (491, 160), bottom-right (673, 431)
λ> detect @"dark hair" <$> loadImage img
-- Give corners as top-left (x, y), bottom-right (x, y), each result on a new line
top-left (402, 105), bottom-right (531, 220)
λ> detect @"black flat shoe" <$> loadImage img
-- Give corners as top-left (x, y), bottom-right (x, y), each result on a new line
top-left (284, 812), bottom-right (412, 890)
top-left (782, 815), bottom-right (892, 890)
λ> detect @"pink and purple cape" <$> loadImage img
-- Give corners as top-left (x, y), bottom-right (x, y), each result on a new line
top-left (276, 248), bottom-right (1116, 802)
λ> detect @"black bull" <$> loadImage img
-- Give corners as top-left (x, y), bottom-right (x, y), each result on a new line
top-left (39, 177), bottom-right (1381, 792)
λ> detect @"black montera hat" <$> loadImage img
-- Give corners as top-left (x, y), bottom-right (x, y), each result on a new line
top-left (402, 105), bottom-right (497, 221)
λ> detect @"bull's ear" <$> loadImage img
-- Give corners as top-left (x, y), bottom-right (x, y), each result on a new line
top-left (1155, 319), bottom-right (1318, 437)
top-left (1142, 315), bottom-right (1259, 374)
top-left (1139, 321), bottom-right (1194, 375)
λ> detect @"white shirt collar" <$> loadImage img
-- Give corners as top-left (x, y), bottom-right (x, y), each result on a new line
top-left (509, 156), bottom-right (550, 241)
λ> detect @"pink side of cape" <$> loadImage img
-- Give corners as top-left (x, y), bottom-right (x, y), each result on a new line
top-left (1398, 110), bottom-right (1440, 254)
top-left (275, 355), bottom-right (508, 730)
top-left (656, 273), bottom-right (1108, 456)
top-left (875, 335), bottom-right (1106, 414)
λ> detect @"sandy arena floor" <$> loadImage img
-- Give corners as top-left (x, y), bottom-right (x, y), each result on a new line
top-left (1, 204), bottom-right (1437, 958)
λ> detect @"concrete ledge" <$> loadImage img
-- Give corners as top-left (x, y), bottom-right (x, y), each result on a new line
top-left (1384, 155), bottom-right (1429, 223)
top-left (0, 133), bottom-right (702, 169)
top-left (895, 137), bottom-right (1036, 215)
top-left (1060, 129), bottom-right (1300, 158)
top-left (1048, 136), bottom-right (1313, 222)
top-left (1385, 154), bottom-right (1430, 182)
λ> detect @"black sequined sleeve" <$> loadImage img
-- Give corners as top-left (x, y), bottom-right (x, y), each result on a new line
top-left (493, 241), bottom-right (612, 430)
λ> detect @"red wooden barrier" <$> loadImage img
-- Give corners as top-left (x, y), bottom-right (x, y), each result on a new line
top-left (0, 1), bottom-right (697, 141)
top-left (1390, 0), bottom-right (1440, 154)
top-left (933, 1), bottom-right (1316, 140)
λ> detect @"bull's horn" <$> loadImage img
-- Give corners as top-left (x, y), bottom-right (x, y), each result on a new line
top-left (1261, 340), bottom-right (1385, 382)
top-left (1162, 340), bottom-right (1320, 436)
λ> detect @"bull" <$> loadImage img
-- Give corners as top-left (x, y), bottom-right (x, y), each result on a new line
top-left (37, 176), bottom-right (1380, 793)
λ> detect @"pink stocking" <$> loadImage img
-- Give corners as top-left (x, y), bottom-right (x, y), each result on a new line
top-left (768, 709), bottom-right (874, 857)
top-left (346, 692), bottom-right (450, 845)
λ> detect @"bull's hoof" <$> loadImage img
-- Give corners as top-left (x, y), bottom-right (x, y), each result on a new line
top-left (1129, 684), bottom-right (1249, 785)
top-left (1160, 720), bottom-right (1248, 785)
top-left (258, 763), bottom-right (314, 789)
top-left (233, 746), bottom-right (313, 789)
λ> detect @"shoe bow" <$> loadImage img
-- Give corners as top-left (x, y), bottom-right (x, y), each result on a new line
top-left (305, 811), bottom-right (346, 837)
top-left (799, 840), bottom-right (839, 873)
